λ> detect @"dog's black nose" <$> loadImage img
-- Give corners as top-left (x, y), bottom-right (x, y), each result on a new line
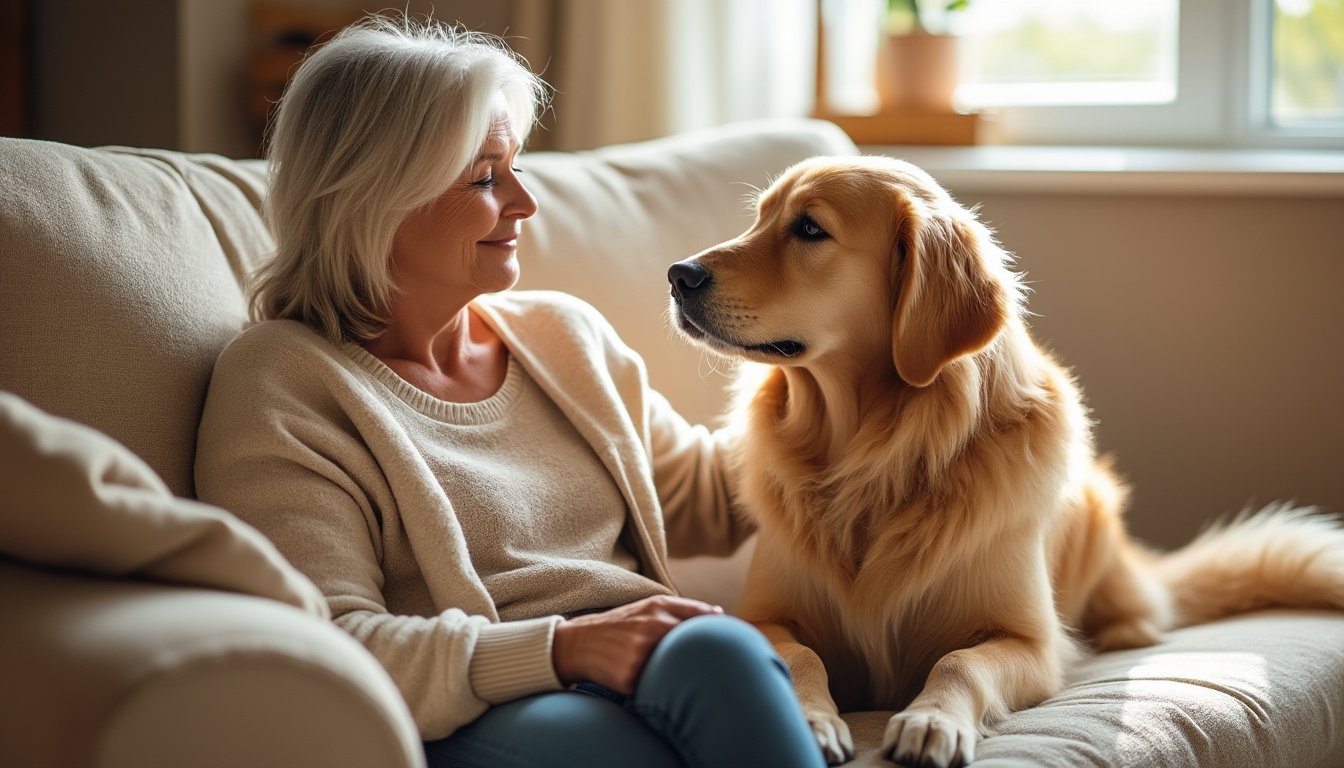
top-left (668, 261), bottom-right (710, 298)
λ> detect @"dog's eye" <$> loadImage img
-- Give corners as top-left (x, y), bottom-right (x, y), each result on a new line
top-left (792, 215), bottom-right (829, 241)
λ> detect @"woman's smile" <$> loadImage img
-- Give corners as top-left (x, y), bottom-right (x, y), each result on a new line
top-left (479, 233), bottom-right (519, 251)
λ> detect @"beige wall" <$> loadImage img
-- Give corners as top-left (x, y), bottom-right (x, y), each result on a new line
top-left (954, 190), bottom-right (1344, 549)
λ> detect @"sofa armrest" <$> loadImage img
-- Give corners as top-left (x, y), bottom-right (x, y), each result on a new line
top-left (0, 558), bottom-right (424, 768)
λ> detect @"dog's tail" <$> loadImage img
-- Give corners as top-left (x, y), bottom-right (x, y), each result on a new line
top-left (1155, 503), bottom-right (1344, 627)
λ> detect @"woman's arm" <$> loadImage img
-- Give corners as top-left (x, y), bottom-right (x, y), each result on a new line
top-left (645, 389), bottom-right (755, 558)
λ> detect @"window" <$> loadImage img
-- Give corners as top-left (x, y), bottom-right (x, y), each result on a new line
top-left (957, 0), bottom-right (1179, 108)
top-left (819, 0), bottom-right (1344, 147)
top-left (1267, 0), bottom-right (1344, 127)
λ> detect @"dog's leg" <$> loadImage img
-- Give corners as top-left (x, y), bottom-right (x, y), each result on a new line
top-left (1083, 541), bottom-right (1170, 651)
top-left (1065, 464), bottom-right (1171, 652)
top-left (755, 621), bottom-right (854, 765)
top-left (882, 634), bottom-right (1061, 768)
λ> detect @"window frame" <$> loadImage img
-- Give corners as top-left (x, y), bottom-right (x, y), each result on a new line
top-left (952, 0), bottom-right (1344, 148)
top-left (1236, 0), bottom-right (1344, 148)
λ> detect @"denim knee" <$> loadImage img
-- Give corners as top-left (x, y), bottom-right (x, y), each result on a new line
top-left (631, 614), bottom-right (824, 768)
top-left (643, 614), bottom-right (788, 686)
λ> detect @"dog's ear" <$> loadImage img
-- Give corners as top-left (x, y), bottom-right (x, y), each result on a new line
top-left (890, 202), bottom-right (1010, 387)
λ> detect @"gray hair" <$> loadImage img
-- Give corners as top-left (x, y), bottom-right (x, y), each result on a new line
top-left (252, 14), bottom-right (548, 342)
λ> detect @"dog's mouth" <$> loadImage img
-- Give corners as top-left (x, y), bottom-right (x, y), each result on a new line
top-left (673, 302), bottom-right (806, 360)
top-left (747, 338), bottom-right (806, 358)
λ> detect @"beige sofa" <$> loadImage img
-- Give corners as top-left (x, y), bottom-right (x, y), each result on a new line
top-left (1, 120), bottom-right (1341, 768)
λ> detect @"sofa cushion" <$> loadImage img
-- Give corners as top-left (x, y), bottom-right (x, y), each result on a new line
top-left (0, 391), bottom-right (326, 615)
top-left (0, 139), bottom-right (272, 497)
top-left (841, 610), bottom-right (1344, 767)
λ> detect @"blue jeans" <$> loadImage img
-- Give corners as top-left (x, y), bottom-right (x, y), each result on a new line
top-left (424, 614), bottom-right (827, 768)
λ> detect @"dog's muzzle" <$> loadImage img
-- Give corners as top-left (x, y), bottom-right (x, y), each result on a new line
top-left (667, 258), bottom-right (806, 359)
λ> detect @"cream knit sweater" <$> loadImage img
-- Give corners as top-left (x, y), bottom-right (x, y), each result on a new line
top-left (195, 290), bottom-right (750, 740)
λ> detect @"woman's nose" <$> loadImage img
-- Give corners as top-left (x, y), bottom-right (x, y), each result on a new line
top-left (505, 168), bottom-right (538, 220)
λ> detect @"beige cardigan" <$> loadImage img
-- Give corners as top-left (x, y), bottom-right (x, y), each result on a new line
top-left (195, 290), bottom-right (750, 740)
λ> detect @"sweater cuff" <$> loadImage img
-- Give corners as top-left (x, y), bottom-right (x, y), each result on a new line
top-left (469, 615), bottom-right (565, 704)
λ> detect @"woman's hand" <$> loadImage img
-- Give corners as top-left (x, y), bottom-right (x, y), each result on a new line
top-left (552, 595), bottom-right (723, 694)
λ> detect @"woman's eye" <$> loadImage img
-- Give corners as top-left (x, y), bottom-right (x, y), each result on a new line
top-left (793, 215), bottom-right (828, 241)
top-left (473, 166), bottom-right (523, 187)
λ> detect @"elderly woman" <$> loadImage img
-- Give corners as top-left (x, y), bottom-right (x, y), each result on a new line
top-left (195, 16), bottom-right (827, 768)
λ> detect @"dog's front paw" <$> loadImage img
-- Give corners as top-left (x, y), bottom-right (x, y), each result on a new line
top-left (881, 710), bottom-right (976, 768)
top-left (804, 708), bottom-right (854, 765)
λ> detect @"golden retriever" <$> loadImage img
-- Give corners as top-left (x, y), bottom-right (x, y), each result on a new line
top-left (666, 155), bottom-right (1344, 767)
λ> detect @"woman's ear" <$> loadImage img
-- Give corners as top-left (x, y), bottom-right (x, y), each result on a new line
top-left (890, 204), bottom-right (1010, 387)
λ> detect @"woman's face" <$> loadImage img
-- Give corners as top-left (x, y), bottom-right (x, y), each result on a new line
top-left (390, 104), bottom-right (538, 303)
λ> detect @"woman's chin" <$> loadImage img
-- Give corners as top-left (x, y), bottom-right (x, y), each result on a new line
top-left (477, 261), bottom-right (520, 294)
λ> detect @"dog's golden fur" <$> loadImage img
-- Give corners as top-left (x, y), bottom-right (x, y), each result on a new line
top-left (668, 156), bottom-right (1344, 767)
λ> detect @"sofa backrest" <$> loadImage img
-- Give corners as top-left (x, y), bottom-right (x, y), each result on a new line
top-left (0, 141), bottom-right (273, 498)
top-left (0, 119), bottom-right (857, 499)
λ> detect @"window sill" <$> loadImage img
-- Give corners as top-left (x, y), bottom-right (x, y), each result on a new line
top-left (859, 144), bottom-right (1344, 197)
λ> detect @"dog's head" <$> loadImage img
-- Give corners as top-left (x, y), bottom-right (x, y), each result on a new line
top-left (668, 156), bottom-right (1019, 387)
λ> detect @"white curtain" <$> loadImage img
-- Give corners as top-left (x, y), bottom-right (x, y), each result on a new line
top-left (510, 0), bottom-right (816, 151)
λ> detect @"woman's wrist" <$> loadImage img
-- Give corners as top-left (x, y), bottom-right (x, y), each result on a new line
top-left (470, 615), bottom-right (565, 702)
top-left (551, 617), bottom-right (582, 685)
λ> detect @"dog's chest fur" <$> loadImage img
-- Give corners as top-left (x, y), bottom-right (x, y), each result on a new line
top-left (735, 354), bottom-right (1085, 708)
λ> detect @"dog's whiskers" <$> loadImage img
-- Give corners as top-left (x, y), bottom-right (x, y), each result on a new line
top-left (735, 181), bottom-right (764, 212)
top-left (697, 348), bottom-right (738, 381)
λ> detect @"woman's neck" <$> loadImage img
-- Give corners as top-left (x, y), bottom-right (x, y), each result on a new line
top-left (362, 303), bottom-right (509, 403)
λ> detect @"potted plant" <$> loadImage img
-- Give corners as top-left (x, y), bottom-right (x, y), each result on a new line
top-left (876, 0), bottom-right (969, 113)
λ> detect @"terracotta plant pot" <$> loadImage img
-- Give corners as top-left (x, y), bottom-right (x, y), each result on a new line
top-left (875, 32), bottom-right (960, 113)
